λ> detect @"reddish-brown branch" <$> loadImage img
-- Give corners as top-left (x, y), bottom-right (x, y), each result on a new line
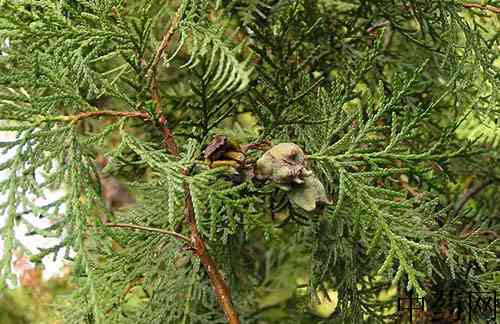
top-left (145, 8), bottom-right (240, 323)
top-left (52, 8), bottom-right (237, 321)
top-left (148, 11), bottom-right (181, 81)
top-left (147, 9), bottom-right (181, 156)
top-left (183, 181), bottom-right (241, 324)
top-left (158, 114), bottom-right (179, 156)
top-left (463, 3), bottom-right (500, 14)
top-left (60, 110), bottom-right (149, 123)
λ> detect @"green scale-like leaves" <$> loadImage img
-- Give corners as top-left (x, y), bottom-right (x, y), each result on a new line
top-left (166, 0), bottom-right (253, 93)
top-left (0, 0), bottom-right (498, 323)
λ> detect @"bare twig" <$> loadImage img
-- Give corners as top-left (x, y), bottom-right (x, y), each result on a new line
top-left (104, 222), bottom-right (191, 243)
top-left (45, 111), bottom-right (149, 123)
top-left (453, 178), bottom-right (494, 215)
top-left (106, 276), bottom-right (145, 314)
top-left (463, 3), bottom-right (500, 14)
top-left (148, 10), bottom-right (181, 79)
top-left (147, 9), bottom-right (182, 156)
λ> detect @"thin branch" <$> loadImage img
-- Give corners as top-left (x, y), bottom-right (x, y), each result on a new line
top-left (290, 77), bottom-right (325, 104)
top-left (147, 8), bottom-right (182, 156)
top-left (145, 7), bottom-right (241, 323)
top-left (463, 3), bottom-right (500, 14)
top-left (182, 179), bottom-right (241, 324)
top-left (157, 114), bottom-right (179, 156)
top-left (42, 111), bottom-right (149, 124)
top-left (147, 10), bottom-right (181, 79)
top-left (459, 226), bottom-right (498, 239)
top-left (453, 178), bottom-right (494, 215)
top-left (154, 110), bottom-right (240, 323)
top-left (104, 222), bottom-right (191, 243)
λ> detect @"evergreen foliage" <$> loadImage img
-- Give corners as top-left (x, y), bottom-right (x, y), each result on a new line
top-left (0, 0), bottom-right (498, 323)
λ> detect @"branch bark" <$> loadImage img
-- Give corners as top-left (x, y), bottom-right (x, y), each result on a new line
top-left (183, 180), bottom-right (241, 324)
top-left (104, 222), bottom-right (191, 243)
top-left (147, 9), bottom-right (181, 156)
top-left (463, 3), bottom-right (500, 14)
top-left (40, 7), bottom-right (238, 322)
top-left (148, 9), bottom-right (181, 79)
top-left (145, 9), bottom-right (241, 323)
top-left (46, 111), bottom-right (149, 123)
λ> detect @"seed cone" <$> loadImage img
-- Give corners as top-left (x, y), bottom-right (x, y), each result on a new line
top-left (256, 143), bottom-right (331, 211)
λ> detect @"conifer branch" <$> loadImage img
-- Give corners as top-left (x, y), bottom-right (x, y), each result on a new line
top-left (148, 8), bottom-right (182, 156)
top-left (1, 1), bottom-right (497, 322)
top-left (463, 3), bottom-right (500, 14)
top-left (148, 22), bottom-right (242, 317)
top-left (148, 9), bottom-right (181, 79)
top-left (157, 114), bottom-right (179, 156)
top-left (183, 180), bottom-right (241, 324)
top-left (104, 222), bottom-right (191, 243)
top-left (367, 3), bottom-right (500, 36)
top-left (46, 111), bottom-right (150, 123)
